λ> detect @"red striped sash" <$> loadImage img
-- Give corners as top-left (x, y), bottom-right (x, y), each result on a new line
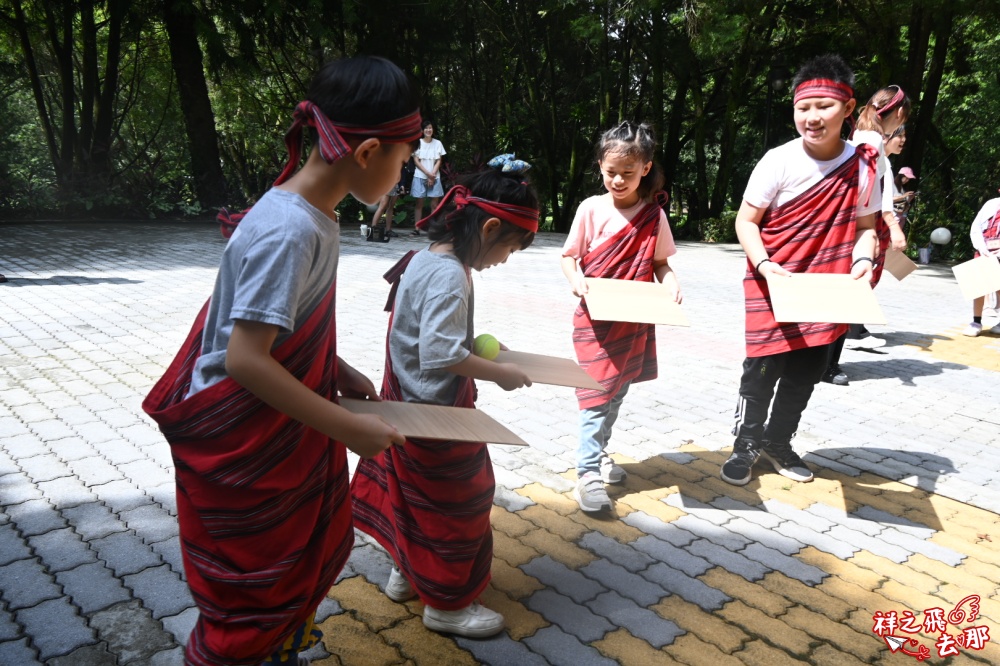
top-left (572, 197), bottom-right (663, 409)
top-left (351, 258), bottom-right (494, 610)
top-left (986, 208), bottom-right (1000, 241)
top-left (975, 208), bottom-right (1000, 258)
top-left (743, 152), bottom-right (871, 357)
top-left (142, 287), bottom-right (350, 665)
top-left (871, 175), bottom-right (893, 288)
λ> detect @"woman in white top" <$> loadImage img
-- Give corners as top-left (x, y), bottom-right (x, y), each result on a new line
top-left (411, 120), bottom-right (447, 235)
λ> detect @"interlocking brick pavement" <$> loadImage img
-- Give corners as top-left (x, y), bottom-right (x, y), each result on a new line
top-left (2, 220), bottom-right (999, 664)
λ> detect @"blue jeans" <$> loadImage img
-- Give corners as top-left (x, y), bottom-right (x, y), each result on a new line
top-left (577, 381), bottom-right (631, 477)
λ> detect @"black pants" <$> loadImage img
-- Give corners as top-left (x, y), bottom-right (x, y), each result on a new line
top-left (734, 343), bottom-right (832, 444)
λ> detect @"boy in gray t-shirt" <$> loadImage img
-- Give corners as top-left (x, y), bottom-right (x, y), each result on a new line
top-left (189, 188), bottom-right (340, 396)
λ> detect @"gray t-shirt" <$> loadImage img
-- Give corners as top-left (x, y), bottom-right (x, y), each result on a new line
top-left (188, 188), bottom-right (340, 395)
top-left (389, 250), bottom-right (473, 405)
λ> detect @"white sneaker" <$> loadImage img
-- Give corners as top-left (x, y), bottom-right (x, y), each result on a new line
top-left (963, 323), bottom-right (983, 337)
top-left (423, 602), bottom-right (505, 638)
top-left (574, 471), bottom-right (612, 512)
top-left (599, 454), bottom-right (627, 484)
top-left (988, 323), bottom-right (1000, 335)
top-left (846, 336), bottom-right (886, 349)
top-left (385, 567), bottom-right (415, 602)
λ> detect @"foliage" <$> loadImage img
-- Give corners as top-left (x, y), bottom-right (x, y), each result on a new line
top-left (699, 209), bottom-right (739, 243)
top-left (0, 0), bottom-right (996, 261)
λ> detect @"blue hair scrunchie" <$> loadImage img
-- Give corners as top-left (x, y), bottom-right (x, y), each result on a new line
top-left (487, 153), bottom-right (532, 174)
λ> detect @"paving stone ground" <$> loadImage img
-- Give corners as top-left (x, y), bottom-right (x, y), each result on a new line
top-left (1, 220), bottom-right (998, 665)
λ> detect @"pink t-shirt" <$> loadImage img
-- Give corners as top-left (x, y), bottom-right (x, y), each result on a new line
top-left (561, 194), bottom-right (677, 261)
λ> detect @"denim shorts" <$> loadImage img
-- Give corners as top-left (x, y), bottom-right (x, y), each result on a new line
top-left (411, 176), bottom-right (443, 198)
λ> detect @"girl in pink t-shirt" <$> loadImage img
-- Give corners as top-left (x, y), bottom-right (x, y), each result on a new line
top-left (560, 121), bottom-right (681, 514)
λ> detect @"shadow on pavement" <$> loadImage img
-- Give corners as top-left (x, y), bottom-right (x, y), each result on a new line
top-left (613, 446), bottom-right (955, 534)
top-left (2, 276), bottom-right (144, 286)
top-left (872, 330), bottom-right (953, 348)
top-left (806, 447), bottom-right (956, 532)
top-left (839, 358), bottom-right (967, 386)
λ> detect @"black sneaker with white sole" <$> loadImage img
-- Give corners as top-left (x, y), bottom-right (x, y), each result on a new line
top-left (720, 437), bottom-right (761, 486)
top-left (761, 439), bottom-right (814, 482)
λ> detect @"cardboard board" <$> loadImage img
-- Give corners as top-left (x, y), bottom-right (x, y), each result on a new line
top-left (340, 398), bottom-right (528, 446)
top-left (583, 277), bottom-right (689, 326)
top-left (951, 255), bottom-right (1000, 301)
top-left (494, 350), bottom-right (603, 390)
top-left (883, 249), bottom-right (918, 281)
top-left (765, 273), bottom-right (887, 324)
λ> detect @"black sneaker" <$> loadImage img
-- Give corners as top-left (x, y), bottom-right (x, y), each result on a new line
top-left (761, 440), bottom-right (814, 482)
top-left (720, 437), bottom-right (761, 486)
top-left (822, 366), bottom-right (848, 386)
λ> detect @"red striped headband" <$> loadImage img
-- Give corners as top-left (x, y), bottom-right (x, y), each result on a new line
top-left (416, 185), bottom-right (540, 233)
top-left (793, 79), bottom-right (854, 104)
top-left (274, 100), bottom-right (422, 185)
top-left (873, 86), bottom-right (905, 117)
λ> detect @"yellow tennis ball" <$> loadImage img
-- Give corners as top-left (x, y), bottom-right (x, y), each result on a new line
top-left (473, 334), bottom-right (500, 360)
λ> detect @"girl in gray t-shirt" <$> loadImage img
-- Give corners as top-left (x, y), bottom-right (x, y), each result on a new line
top-left (352, 162), bottom-right (540, 639)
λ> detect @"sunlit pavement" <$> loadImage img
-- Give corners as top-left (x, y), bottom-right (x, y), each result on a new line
top-left (1, 220), bottom-right (998, 665)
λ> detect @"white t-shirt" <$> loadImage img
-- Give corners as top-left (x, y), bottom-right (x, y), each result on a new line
top-left (743, 138), bottom-right (880, 218)
top-left (562, 194), bottom-right (677, 262)
top-left (413, 138), bottom-right (446, 180)
top-left (882, 162), bottom-right (896, 215)
top-left (971, 197), bottom-right (1000, 256)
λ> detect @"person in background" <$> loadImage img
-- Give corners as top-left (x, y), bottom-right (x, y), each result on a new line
top-left (962, 193), bottom-right (1000, 337)
top-left (410, 120), bottom-right (446, 236)
top-left (824, 83), bottom-right (910, 385)
top-left (893, 166), bottom-right (918, 231)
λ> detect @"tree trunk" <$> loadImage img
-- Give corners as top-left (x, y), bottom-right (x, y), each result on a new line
top-left (41, 1), bottom-right (76, 185)
top-left (10, 0), bottom-right (60, 172)
top-left (162, 0), bottom-right (228, 207)
top-left (91, 0), bottom-right (125, 175)
top-left (905, 7), bottom-right (953, 180)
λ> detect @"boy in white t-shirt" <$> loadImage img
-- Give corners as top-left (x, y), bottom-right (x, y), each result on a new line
top-left (721, 54), bottom-right (880, 487)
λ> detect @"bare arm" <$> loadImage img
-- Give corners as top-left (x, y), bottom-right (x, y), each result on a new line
top-left (443, 353), bottom-right (531, 391)
top-left (653, 258), bottom-right (682, 303)
top-left (883, 211), bottom-right (907, 251)
top-left (852, 213), bottom-right (878, 281)
top-left (735, 200), bottom-right (791, 278)
top-left (561, 254), bottom-right (588, 296)
top-left (225, 319), bottom-right (404, 458)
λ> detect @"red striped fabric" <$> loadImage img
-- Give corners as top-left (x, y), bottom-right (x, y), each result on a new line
top-left (572, 194), bottom-right (666, 410)
top-left (142, 287), bottom-right (351, 665)
top-left (273, 101), bottom-right (422, 186)
top-left (219, 102), bottom-right (422, 237)
top-left (743, 150), bottom-right (874, 357)
top-left (986, 208), bottom-right (1000, 241)
top-left (871, 213), bottom-right (892, 287)
top-left (351, 277), bottom-right (494, 610)
top-left (870, 172), bottom-right (893, 287)
top-left (976, 208), bottom-right (1000, 258)
top-left (415, 184), bottom-right (540, 233)
top-left (793, 78), bottom-right (854, 104)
